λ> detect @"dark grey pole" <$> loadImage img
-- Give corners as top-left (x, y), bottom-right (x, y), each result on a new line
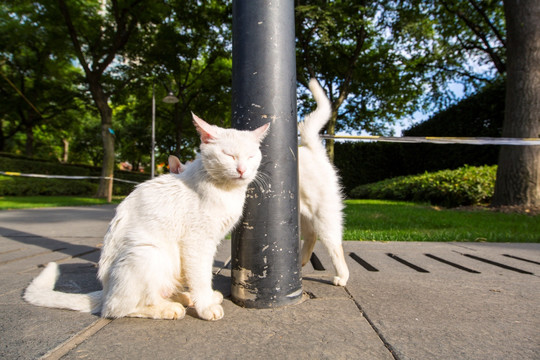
top-left (231, 0), bottom-right (302, 308)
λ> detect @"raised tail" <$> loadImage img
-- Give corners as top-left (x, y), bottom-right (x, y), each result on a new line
top-left (298, 78), bottom-right (333, 150)
top-left (24, 262), bottom-right (102, 314)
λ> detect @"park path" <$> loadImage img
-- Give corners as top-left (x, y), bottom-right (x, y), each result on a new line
top-left (0, 205), bottom-right (538, 359)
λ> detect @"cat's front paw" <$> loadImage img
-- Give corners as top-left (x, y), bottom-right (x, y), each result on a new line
top-left (161, 302), bottom-right (187, 320)
top-left (199, 304), bottom-right (224, 321)
top-left (333, 276), bottom-right (347, 286)
top-left (212, 290), bottom-right (223, 305)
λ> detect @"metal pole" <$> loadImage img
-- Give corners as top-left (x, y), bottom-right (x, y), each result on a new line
top-left (231, 0), bottom-right (302, 308)
top-left (151, 82), bottom-right (155, 179)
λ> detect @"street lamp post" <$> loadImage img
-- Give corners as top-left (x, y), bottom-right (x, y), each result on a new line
top-left (151, 87), bottom-right (178, 179)
top-left (231, 0), bottom-right (301, 308)
top-left (151, 83), bottom-right (156, 179)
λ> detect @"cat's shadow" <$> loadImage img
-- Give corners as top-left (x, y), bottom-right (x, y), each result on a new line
top-left (40, 263), bottom-right (234, 320)
top-left (212, 273), bottom-right (232, 298)
top-left (52, 263), bottom-right (102, 294)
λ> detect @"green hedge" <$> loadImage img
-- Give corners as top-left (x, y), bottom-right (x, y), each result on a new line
top-left (334, 80), bottom-right (504, 196)
top-left (0, 154), bottom-right (91, 176)
top-left (0, 176), bottom-right (97, 196)
top-left (0, 153), bottom-right (149, 196)
top-left (350, 165), bottom-right (497, 207)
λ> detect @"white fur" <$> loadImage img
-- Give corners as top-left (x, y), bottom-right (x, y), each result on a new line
top-left (298, 79), bottom-right (349, 286)
top-left (24, 115), bottom-right (269, 321)
top-left (23, 262), bottom-right (101, 312)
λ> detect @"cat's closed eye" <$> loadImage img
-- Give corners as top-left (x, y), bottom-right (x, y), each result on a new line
top-left (222, 150), bottom-right (236, 160)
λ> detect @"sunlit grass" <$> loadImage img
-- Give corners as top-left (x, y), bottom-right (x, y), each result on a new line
top-left (344, 199), bottom-right (540, 242)
top-left (0, 196), bottom-right (124, 210)
top-left (1, 197), bottom-right (538, 243)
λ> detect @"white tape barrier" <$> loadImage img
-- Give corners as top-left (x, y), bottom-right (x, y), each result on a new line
top-left (2, 136), bottom-right (538, 182)
top-left (0, 171), bottom-right (140, 184)
top-left (320, 135), bottom-right (540, 146)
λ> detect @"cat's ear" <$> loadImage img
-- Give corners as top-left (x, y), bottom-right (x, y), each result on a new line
top-left (168, 155), bottom-right (183, 174)
top-left (192, 112), bottom-right (218, 143)
top-left (252, 123), bottom-right (270, 143)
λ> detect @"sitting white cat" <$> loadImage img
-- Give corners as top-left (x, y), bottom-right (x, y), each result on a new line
top-left (24, 114), bottom-right (269, 321)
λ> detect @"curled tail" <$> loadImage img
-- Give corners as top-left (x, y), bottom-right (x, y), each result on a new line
top-left (298, 78), bottom-right (332, 150)
top-left (24, 262), bottom-right (102, 314)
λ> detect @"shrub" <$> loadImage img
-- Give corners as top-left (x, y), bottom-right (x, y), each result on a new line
top-left (0, 176), bottom-right (97, 196)
top-left (0, 155), bottom-right (91, 176)
top-left (350, 165), bottom-right (497, 207)
top-left (334, 81), bottom-right (504, 196)
top-left (0, 153), bottom-right (149, 196)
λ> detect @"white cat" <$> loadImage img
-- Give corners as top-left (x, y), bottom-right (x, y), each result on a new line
top-left (298, 79), bottom-right (349, 286)
top-left (24, 114), bottom-right (269, 321)
top-left (169, 79), bottom-right (349, 286)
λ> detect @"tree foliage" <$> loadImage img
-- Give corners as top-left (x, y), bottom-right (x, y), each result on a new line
top-left (296, 0), bottom-right (425, 160)
top-left (1, 0), bottom-right (536, 206)
top-left (390, 0), bottom-right (506, 93)
top-left (0, 1), bottom-right (85, 159)
top-left (295, 0), bottom-right (507, 161)
top-left (116, 0), bottom-right (232, 165)
top-left (54, 0), bottom-right (170, 198)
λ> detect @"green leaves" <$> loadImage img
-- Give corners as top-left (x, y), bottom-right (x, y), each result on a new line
top-left (351, 165), bottom-right (498, 207)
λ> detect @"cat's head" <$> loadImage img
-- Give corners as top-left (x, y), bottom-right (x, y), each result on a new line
top-left (192, 113), bottom-right (269, 186)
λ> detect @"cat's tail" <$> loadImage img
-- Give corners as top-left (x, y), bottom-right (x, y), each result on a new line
top-left (24, 262), bottom-right (102, 314)
top-left (298, 78), bottom-right (332, 151)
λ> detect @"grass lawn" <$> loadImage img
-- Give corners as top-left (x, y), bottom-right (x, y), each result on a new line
top-left (0, 196), bottom-right (124, 210)
top-left (1, 197), bottom-right (538, 243)
top-left (344, 199), bottom-right (540, 242)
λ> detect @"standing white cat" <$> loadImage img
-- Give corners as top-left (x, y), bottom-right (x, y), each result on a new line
top-left (298, 79), bottom-right (349, 286)
top-left (169, 79), bottom-right (350, 286)
top-left (24, 114), bottom-right (269, 321)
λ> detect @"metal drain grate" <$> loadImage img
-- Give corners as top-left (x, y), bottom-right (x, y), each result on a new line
top-left (349, 252), bottom-right (379, 272)
top-left (425, 253), bottom-right (480, 274)
top-left (502, 254), bottom-right (540, 266)
top-left (310, 252), bottom-right (326, 271)
top-left (334, 251), bottom-right (538, 275)
top-left (460, 253), bottom-right (534, 275)
top-left (387, 253), bottom-right (430, 273)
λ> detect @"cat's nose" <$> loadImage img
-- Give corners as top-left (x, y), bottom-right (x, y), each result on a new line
top-left (237, 165), bottom-right (246, 176)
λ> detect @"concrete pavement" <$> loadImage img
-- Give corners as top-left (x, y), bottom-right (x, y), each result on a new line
top-left (0, 205), bottom-right (538, 359)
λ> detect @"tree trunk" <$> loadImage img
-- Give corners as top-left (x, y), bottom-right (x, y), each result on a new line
top-left (325, 88), bottom-right (348, 163)
top-left (23, 111), bottom-right (38, 157)
top-left (62, 139), bottom-right (69, 163)
top-left (492, 0), bottom-right (540, 207)
top-left (325, 109), bottom-right (338, 162)
top-left (98, 120), bottom-right (115, 201)
top-left (0, 121), bottom-right (4, 152)
top-left (92, 83), bottom-right (115, 201)
top-left (25, 124), bottom-right (34, 158)
top-left (175, 105), bottom-right (183, 157)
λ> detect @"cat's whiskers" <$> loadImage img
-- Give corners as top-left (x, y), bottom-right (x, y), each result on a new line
top-left (251, 170), bottom-right (270, 193)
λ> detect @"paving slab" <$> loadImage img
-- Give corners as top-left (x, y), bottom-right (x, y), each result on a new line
top-left (337, 241), bottom-right (540, 360)
top-left (0, 205), bottom-right (116, 238)
top-left (60, 280), bottom-right (392, 360)
top-left (0, 207), bottom-right (111, 360)
top-left (0, 206), bottom-right (538, 360)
